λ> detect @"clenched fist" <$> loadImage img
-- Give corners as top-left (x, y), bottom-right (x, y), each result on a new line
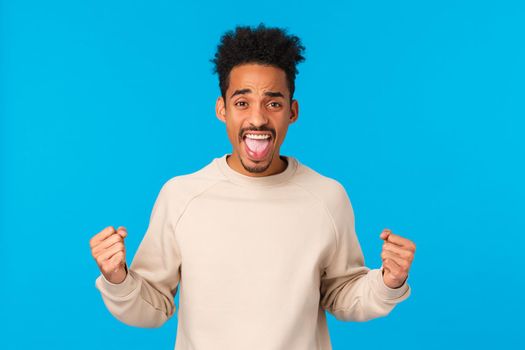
top-left (379, 228), bottom-right (416, 289)
top-left (90, 226), bottom-right (128, 284)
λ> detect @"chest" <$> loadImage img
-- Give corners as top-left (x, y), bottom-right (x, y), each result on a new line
top-left (175, 192), bottom-right (334, 285)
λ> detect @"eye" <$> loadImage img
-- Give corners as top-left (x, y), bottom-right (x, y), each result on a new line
top-left (235, 101), bottom-right (248, 108)
top-left (268, 101), bottom-right (282, 109)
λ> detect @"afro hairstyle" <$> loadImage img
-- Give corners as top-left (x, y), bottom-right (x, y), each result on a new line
top-left (211, 23), bottom-right (306, 101)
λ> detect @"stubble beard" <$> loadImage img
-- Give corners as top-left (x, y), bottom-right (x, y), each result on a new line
top-left (239, 150), bottom-right (275, 174)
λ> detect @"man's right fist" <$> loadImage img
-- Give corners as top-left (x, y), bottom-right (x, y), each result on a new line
top-left (90, 226), bottom-right (128, 284)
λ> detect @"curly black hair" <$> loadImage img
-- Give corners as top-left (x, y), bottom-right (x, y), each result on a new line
top-left (211, 23), bottom-right (306, 101)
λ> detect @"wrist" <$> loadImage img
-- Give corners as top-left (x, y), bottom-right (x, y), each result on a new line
top-left (381, 267), bottom-right (407, 289)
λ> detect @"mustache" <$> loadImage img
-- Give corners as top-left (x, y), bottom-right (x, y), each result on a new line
top-left (239, 126), bottom-right (276, 139)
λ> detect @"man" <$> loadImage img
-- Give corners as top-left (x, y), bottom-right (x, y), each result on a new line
top-left (90, 24), bottom-right (416, 350)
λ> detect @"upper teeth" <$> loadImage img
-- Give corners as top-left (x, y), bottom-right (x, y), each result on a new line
top-left (245, 133), bottom-right (271, 140)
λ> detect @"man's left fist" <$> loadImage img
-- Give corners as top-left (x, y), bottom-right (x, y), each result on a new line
top-left (379, 228), bottom-right (416, 289)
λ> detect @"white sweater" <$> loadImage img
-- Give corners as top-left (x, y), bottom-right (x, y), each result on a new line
top-left (95, 154), bottom-right (411, 349)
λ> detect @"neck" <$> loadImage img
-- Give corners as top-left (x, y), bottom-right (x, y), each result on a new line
top-left (226, 153), bottom-right (288, 177)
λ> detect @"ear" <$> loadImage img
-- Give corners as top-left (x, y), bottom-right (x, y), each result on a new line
top-left (289, 99), bottom-right (299, 124)
top-left (215, 96), bottom-right (226, 123)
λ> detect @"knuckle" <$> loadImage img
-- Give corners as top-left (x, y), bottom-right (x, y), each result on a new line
top-left (90, 237), bottom-right (100, 248)
top-left (106, 237), bottom-right (118, 249)
top-left (108, 234), bottom-right (119, 244)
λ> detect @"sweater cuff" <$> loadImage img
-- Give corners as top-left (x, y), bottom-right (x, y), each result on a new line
top-left (95, 267), bottom-right (138, 298)
top-left (370, 267), bottom-right (410, 301)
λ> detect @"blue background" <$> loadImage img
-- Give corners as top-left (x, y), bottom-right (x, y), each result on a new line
top-left (1, 0), bottom-right (523, 349)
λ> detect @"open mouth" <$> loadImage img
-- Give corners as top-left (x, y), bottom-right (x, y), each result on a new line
top-left (242, 132), bottom-right (274, 161)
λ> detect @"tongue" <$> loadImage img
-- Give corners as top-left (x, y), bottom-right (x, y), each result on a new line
top-left (245, 138), bottom-right (271, 159)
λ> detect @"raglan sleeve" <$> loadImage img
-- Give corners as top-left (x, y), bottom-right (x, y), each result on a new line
top-left (319, 182), bottom-right (411, 322)
top-left (95, 180), bottom-right (182, 328)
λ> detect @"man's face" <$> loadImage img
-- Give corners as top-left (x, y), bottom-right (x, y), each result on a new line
top-left (215, 63), bottom-right (299, 177)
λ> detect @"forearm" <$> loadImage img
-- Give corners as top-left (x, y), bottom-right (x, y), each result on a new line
top-left (95, 268), bottom-right (175, 328)
top-left (324, 268), bottom-right (410, 322)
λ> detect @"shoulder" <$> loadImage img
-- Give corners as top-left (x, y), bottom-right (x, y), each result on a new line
top-left (290, 159), bottom-right (353, 217)
top-left (155, 158), bottom-right (226, 208)
top-left (292, 160), bottom-right (350, 202)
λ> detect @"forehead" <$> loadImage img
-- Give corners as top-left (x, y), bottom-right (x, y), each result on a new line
top-left (227, 63), bottom-right (289, 97)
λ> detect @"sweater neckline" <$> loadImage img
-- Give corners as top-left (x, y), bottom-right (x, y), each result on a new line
top-left (215, 153), bottom-right (298, 187)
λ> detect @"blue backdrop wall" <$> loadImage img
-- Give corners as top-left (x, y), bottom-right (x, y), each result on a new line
top-left (1, 1), bottom-right (523, 349)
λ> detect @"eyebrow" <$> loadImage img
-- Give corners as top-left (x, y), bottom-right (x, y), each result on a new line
top-left (230, 89), bottom-right (285, 99)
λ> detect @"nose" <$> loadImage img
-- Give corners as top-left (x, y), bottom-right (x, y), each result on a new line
top-left (247, 103), bottom-right (269, 127)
